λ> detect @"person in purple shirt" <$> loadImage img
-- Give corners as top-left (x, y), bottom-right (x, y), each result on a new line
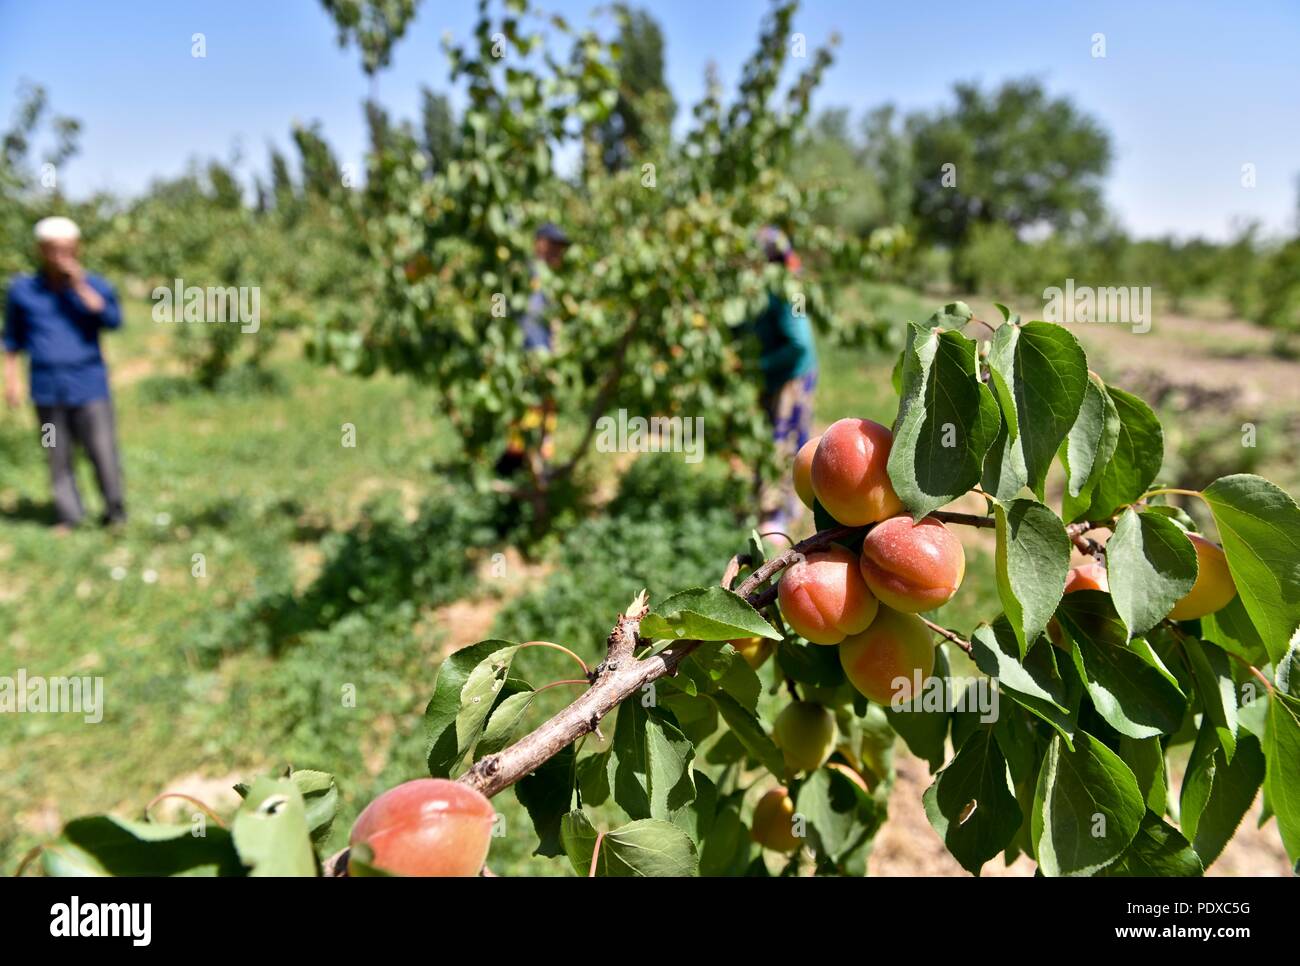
top-left (3, 216), bottom-right (127, 529)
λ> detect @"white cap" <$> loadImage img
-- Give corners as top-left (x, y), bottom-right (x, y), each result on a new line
top-left (34, 216), bottom-right (81, 242)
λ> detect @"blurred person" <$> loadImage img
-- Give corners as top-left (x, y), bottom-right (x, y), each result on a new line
top-left (3, 216), bottom-right (127, 529)
top-left (751, 226), bottom-right (817, 542)
top-left (496, 222), bottom-right (570, 479)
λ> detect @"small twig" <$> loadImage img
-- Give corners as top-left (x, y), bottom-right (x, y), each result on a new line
top-left (13, 846), bottom-right (42, 877)
top-left (930, 510), bottom-right (995, 530)
top-left (919, 616), bottom-right (973, 656)
top-left (533, 678), bottom-right (590, 695)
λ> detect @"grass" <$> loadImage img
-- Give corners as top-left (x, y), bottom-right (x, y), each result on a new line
top-left (1, 284), bottom-right (1292, 876)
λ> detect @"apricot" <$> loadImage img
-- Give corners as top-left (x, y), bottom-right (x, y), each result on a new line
top-left (1063, 561), bottom-right (1109, 594)
top-left (810, 418), bottom-right (904, 526)
top-left (1168, 533), bottom-right (1237, 621)
top-left (778, 545), bottom-right (879, 645)
top-left (751, 787), bottom-right (801, 853)
top-left (840, 606), bottom-right (935, 705)
top-left (859, 515), bottom-right (965, 613)
top-left (349, 778), bottom-right (495, 877)
top-left (730, 636), bottom-right (774, 670)
top-left (793, 435), bottom-right (820, 509)
top-left (773, 701), bottom-right (836, 773)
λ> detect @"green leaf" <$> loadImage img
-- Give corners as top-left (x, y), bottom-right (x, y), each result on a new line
top-left (230, 777), bottom-right (317, 876)
top-left (1118, 735), bottom-right (1167, 815)
top-left (1180, 720), bottom-right (1218, 843)
top-left (1060, 372), bottom-right (1121, 520)
top-left (777, 638), bottom-right (847, 688)
top-left (971, 618), bottom-right (1077, 746)
top-left (1182, 637), bottom-right (1239, 760)
top-left (426, 639), bottom-right (520, 777)
top-left (1203, 474), bottom-right (1300, 664)
top-left (563, 816), bottom-right (699, 877)
top-left (1031, 730), bottom-right (1145, 877)
top-left (924, 300), bottom-right (974, 329)
top-left (1059, 599), bottom-right (1187, 739)
top-left (698, 802), bottom-right (755, 876)
top-left (280, 769), bottom-right (338, 844)
top-left (640, 586), bottom-right (780, 642)
top-left (709, 692), bottom-right (785, 776)
top-left (1190, 731), bottom-right (1265, 869)
top-left (1075, 386), bottom-right (1164, 520)
top-left (1201, 594), bottom-right (1271, 666)
top-left (888, 322), bottom-right (1001, 517)
top-left (515, 744), bottom-right (576, 857)
top-left (611, 702), bottom-right (696, 821)
top-left (1106, 508), bottom-right (1198, 637)
top-left (923, 727), bottom-right (1023, 876)
top-left (1099, 812), bottom-right (1203, 876)
top-left (42, 816), bottom-right (243, 877)
top-left (796, 767), bottom-right (881, 862)
top-left (1263, 693), bottom-right (1300, 866)
top-left (884, 646), bottom-right (951, 769)
top-left (683, 644), bottom-right (762, 712)
top-left (994, 499), bottom-right (1070, 656)
top-left (476, 688), bottom-right (536, 758)
top-left (981, 321), bottom-right (1089, 501)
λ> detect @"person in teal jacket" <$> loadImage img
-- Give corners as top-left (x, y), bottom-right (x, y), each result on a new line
top-left (752, 226), bottom-right (817, 541)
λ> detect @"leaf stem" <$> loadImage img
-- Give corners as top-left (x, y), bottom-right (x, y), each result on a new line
top-left (589, 830), bottom-right (606, 878)
top-left (145, 792), bottom-right (227, 829)
top-left (519, 640), bottom-right (590, 678)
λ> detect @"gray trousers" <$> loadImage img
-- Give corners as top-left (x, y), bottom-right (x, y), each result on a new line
top-left (35, 398), bottom-right (127, 526)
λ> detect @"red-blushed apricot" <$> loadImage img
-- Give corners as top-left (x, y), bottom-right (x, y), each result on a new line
top-left (810, 418), bottom-right (904, 526)
top-left (1063, 561), bottom-right (1109, 594)
top-left (349, 778), bottom-right (495, 877)
top-left (1168, 533), bottom-right (1237, 621)
top-left (839, 606), bottom-right (935, 705)
top-left (730, 636), bottom-right (774, 670)
top-left (859, 515), bottom-right (965, 613)
top-left (773, 701), bottom-right (836, 773)
top-left (751, 787), bottom-right (801, 853)
top-left (778, 545), bottom-right (879, 645)
top-left (793, 435), bottom-right (820, 509)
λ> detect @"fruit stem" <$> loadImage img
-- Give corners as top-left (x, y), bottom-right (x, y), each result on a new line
top-left (145, 792), bottom-right (227, 828)
top-left (919, 616), bottom-right (973, 656)
top-left (519, 640), bottom-right (590, 678)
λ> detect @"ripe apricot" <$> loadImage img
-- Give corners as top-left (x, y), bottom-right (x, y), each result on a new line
top-left (730, 636), bottom-right (774, 670)
top-left (793, 435), bottom-right (820, 509)
top-left (1063, 561), bottom-right (1109, 594)
top-left (773, 701), bottom-right (836, 773)
top-left (810, 418), bottom-right (904, 526)
top-left (349, 778), bottom-right (495, 877)
top-left (778, 545), bottom-right (879, 645)
top-left (840, 606), bottom-right (935, 705)
top-left (751, 787), bottom-right (801, 853)
top-left (859, 515), bottom-right (965, 613)
top-left (1168, 533), bottom-right (1237, 621)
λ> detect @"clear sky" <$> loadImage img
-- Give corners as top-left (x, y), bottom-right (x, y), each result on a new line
top-left (2, 0), bottom-right (1297, 240)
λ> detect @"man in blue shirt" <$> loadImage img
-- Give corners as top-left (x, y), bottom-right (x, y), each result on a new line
top-left (3, 216), bottom-right (127, 528)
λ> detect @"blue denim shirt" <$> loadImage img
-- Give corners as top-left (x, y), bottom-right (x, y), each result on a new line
top-left (3, 272), bottom-right (122, 406)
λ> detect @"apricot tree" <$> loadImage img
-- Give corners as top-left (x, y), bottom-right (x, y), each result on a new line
top-left (38, 303), bottom-right (1300, 878)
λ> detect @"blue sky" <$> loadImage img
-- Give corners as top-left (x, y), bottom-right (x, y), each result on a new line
top-left (2, 0), bottom-right (1297, 240)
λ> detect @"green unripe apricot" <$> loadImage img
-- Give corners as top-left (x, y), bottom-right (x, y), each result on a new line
top-left (773, 701), bottom-right (836, 773)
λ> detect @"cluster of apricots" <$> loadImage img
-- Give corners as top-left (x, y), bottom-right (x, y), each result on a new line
top-left (788, 418), bottom-right (963, 705)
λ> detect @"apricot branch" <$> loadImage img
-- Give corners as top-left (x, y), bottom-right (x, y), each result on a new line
top-left (919, 616), bottom-right (974, 656)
